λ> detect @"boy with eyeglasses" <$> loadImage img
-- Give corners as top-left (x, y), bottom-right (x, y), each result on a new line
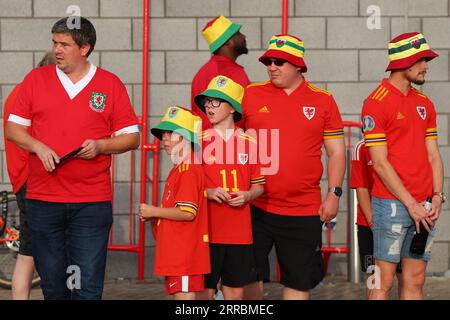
top-left (194, 75), bottom-right (265, 300)
top-left (139, 106), bottom-right (210, 300)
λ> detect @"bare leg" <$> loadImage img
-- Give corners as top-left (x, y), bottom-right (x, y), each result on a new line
top-left (398, 258), bottom-right (427, 300)
top-left (197, 288), bottom-right (215, 300)
top-left (282, 286), bottom-right (309, 300)
top-left (243, 281), bottom-right (264, 300)
top-left (173, 292), bottom-right (197, 300)
top-left (369, 259), bottom-right (398, 300)
top-left (222, 285), bottom-right (243, 300)
top-left (11, 254), bottom-right (35, 300)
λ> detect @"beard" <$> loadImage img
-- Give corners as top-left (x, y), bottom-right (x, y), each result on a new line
top-left (412, 78), bottom-right (425, 85)
top-left (406, 71), bottom-right (426, 85)
top-left (236, 44), bottom-right (248, 56)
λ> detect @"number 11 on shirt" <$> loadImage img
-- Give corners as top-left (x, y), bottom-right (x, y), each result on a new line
top-left (220, 169), bottom-right (239, 192)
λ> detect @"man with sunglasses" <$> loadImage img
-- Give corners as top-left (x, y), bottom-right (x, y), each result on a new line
top-left (361, 32), bottom-right (444, 300)
top-left (191, 16), bottom-right (250, 130)
top-left (242, 34), bottom-right (346, 300)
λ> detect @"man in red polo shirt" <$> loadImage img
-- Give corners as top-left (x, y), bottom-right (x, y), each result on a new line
top-left (361, 32), bottom-right (444, 300)
top-left (191, 16), bottom-right (250, 130)
top-left (5, 17), bottom-right (140, 300)
top-left (242, 34), bottom-right (346, 300)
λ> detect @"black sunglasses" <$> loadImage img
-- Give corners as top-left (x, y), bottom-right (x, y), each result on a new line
top-left (261, 59), bottom-right (287, 67)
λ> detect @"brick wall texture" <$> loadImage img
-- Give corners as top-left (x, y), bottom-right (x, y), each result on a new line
top-left (0, 0), bottom-right (449, 276)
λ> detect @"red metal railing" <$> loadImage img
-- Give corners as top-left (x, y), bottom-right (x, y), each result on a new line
top-left (322, 121), bottom-right (362, 274)
top-left (282, 0), bottom-right (288, 34)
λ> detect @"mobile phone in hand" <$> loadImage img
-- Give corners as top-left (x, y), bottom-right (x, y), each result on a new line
top-left (59, 147), bottom-right (83, 162)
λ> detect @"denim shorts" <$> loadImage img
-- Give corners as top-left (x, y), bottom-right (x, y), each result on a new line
top-left (372, 197), bottom-right (436, 263)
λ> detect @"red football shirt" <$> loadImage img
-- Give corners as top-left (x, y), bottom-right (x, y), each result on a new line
top-left (191, 55), bottom-right (250, 130)
top-left (242, 79), bottom-right (344, 216)
top-left (350, 140), bottom-right (373, 227)
top-left (361, 79), bottom-right (437, 202)
top-left (3, 84), bottom-right (29, 194)
top-left (153, 160), bottom-right (210, 276)
top-left (201, 128), bottom-right (265, 244)
top-left (10, 64), bottom-right (139, 202)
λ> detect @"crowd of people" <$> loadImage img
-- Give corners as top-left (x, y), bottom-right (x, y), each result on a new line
top-left (2, 15), bottom-right (445, 301)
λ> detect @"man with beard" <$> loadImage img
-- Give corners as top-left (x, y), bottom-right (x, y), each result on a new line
top-left (191, 16), bottom-right (250, 130)
top-left (361, 32), bottom-right (445, 300)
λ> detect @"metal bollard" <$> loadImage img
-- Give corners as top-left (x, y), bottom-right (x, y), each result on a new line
top-left (347, 149), bottom-right (361, 283)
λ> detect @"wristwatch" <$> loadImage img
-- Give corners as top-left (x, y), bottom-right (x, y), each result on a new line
top-left (329, 187), bottom-right (343, 198)
top-left (434, 192), bottom-right (447, 204)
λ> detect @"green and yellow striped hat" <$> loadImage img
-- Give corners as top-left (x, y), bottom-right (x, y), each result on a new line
top-left (202, 16), bottom-right (241, 53)
top-left (386, 32), bottom-right (438, 71)
top-left (259, 34), bottom-right (307, 72)
top-left (151, 106), bottom-right (202, 149)
top-left (194, 75), bottom-right (244, 122)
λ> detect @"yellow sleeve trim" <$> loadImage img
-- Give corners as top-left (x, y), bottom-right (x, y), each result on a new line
top-left (364, 133), bottom-right (386, 139)
top-left (426, 136), bottom-right (438, 140)
top-left (365, 141), bottom-right (387, 147)
top-left (324, 135), bottom-right (344, 140)
top-left (178, 206), bottom-right (197, 216)
top-left (426, 128), bottom-right (437, 133)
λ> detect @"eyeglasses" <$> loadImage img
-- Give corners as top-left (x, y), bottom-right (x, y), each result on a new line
top-left (261, 59), bottom-right (287, 67)
top-left (203, 98), bottom-right (223, 108)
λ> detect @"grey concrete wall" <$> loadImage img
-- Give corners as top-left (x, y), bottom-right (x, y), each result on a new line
top-left (1, 0), bottom-right (449, 279)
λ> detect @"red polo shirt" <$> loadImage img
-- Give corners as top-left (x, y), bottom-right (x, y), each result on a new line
top-left (361, 79), bottom-right (437, 202)
top-left (191, 55), bottom-right (250, 130)
top-left (10, 65), bottom-right (139, 203)
top-left (243, 79), bottom-right (344, 216)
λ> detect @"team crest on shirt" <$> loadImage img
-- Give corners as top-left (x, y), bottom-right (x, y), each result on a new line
top-left (416, 106), bottom-right (427, 120)
top-left (302, 106), bottom-right (316, 120)
top-left (89, 92), bottom-right (107, 112)
top-left (238, 153), bottom-right (248, 165)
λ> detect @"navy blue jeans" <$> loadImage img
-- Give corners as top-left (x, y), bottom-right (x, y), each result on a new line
top-left (26, 200), bottom-right (113, 300)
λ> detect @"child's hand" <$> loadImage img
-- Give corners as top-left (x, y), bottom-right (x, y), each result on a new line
top-left (226, 191), bottom-right (249, 207)
top-left (139, 203), bottom-right (156, 221)
top-left (206, 187), bottom-right (231, 204)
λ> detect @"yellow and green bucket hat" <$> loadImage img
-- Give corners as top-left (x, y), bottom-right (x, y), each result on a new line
top-left (386, 32), bottom-right (438, 71)
top-left (151, 106), bottom-right (202, 148)
top-left (202, 16), bottom-right (241, 53)
top-left (259, 34), bottom-right (307, 72)
top-left (194, 75), bottom-right (244, 122)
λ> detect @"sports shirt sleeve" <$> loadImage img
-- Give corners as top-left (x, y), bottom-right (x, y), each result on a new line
top-left (361, 99), bottom-right (387, 147)
top-left (323, 95), bottom-right (344, 140)
top-left (350, 143), bottom-right (369, 189)
top-left (173, 164), bottom-right (202, 217)
top-left (111, 79), bottom-right (139, 135)
top-left (9, 71), bottom-right (35, 126)
top-left (426, 102), bottom-right (438, 140)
